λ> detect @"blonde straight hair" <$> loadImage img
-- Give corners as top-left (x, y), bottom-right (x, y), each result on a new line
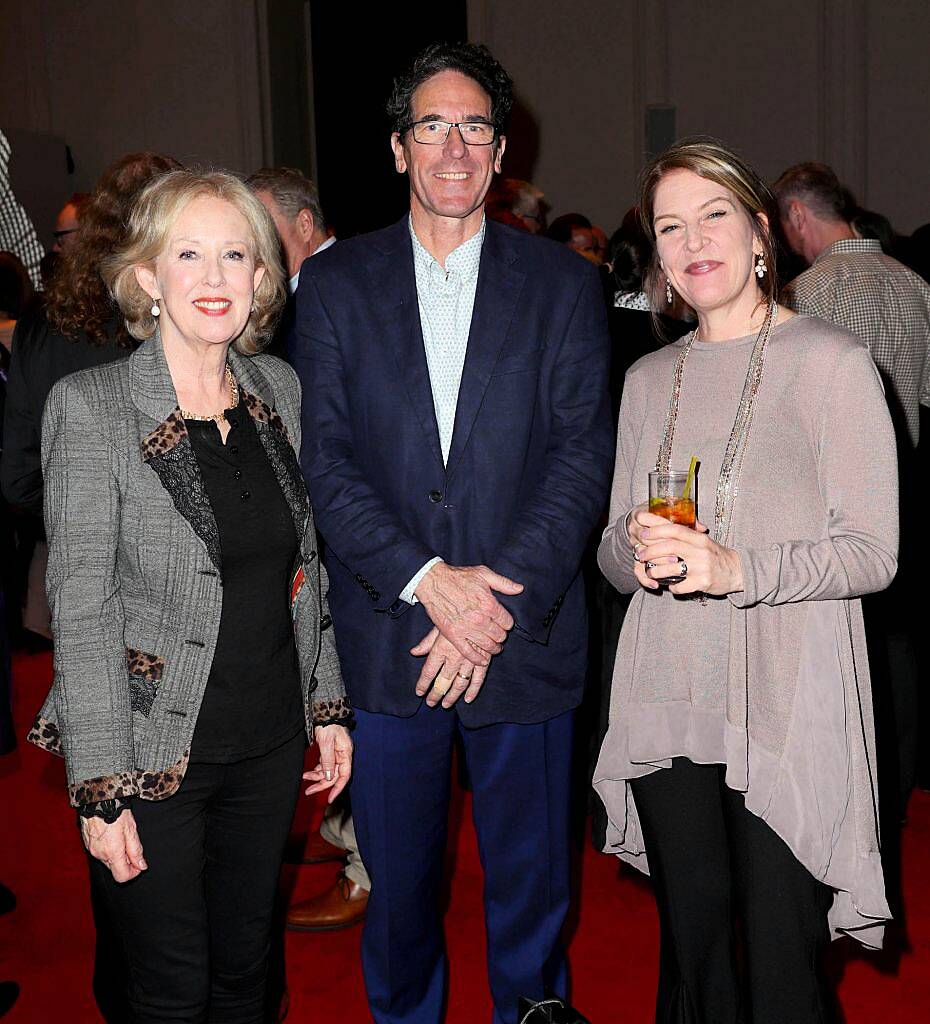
top-left (102, 170), bottom-right (286, 355)
top-left (638, 136), bottom-right (779, 322)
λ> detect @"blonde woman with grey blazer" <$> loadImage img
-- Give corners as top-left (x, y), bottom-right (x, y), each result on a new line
top-left (28, 170), bottom-right (352, 1021)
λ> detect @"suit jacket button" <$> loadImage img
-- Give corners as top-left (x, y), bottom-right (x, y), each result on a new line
top-left (371, 591), bottom-right (381, 602)
top-left (428, 489), bottom-right (443, 503)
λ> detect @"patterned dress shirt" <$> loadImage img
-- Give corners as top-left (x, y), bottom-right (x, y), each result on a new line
top-left (0, 130), bottom-right (45, 290)
top-left (400, 216), bottom-right (486, 604)
top-left (783, 237), bottom-right (930, 447)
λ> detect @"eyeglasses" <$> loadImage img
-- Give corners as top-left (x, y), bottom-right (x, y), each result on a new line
top-left (402, 120), bottom-right (497, 146)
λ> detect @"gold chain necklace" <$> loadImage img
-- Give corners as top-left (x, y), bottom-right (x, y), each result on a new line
top-left (179, 366), bottom-right (239, 423)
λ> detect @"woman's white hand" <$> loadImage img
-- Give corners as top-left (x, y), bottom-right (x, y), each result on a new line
top-left (628, 505), bottom-right (670, 591)
top-left (305, 724), bottom-right (353, 803)
top-left (633, 515), bottom-right (744, 597)
top-left (80, 810), bottom-right (147, 883)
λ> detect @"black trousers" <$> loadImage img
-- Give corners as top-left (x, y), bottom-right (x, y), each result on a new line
top-left (630, 759), bottom-right (835, 1024)
top-left (90, 731), bottom-right (305, 1024)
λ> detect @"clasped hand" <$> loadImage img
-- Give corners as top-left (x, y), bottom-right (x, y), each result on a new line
top-left (411, 563), bottom-right (524, 708)
top-left (628, 506), bottom-right (743, 597)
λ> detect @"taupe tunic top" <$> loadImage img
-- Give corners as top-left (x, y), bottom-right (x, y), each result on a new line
top-left (593, 316), bottom-right (898, 948)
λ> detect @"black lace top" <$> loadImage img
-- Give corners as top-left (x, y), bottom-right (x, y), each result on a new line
top-left (185, 404), bottom-right (304, 762)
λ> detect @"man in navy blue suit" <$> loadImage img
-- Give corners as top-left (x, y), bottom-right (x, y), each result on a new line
top-left (290, 41), bottom-right (613, 1024)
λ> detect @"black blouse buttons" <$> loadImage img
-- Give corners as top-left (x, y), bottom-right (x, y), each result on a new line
top-left (241, 490), bottom-right (251, 501)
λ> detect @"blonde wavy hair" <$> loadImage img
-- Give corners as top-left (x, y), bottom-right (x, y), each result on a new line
top-left (102, 170), bottom-right (286, 354)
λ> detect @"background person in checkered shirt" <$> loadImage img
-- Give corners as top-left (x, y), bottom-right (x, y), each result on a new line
top-left (774, 161), bottom-right (930, 918)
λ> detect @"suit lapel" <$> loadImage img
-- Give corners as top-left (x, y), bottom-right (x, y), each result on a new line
top-left (445, 223), bottom-right (525, 478)
top-left (367, 218), bottom-right (444, 471)
top-left (132, 334), bottom-right (223, 572)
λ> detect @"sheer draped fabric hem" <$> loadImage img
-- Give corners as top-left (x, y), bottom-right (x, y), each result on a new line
top-left (593, 601), bottom-right (890, 949)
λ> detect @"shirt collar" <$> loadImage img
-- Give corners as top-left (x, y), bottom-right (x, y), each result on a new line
top-left (288, 236), bottom-right (338, 293)
top-left (409, 216), bottom-right (486, 284)
top-left (815, 237), bottom-right (883, 263)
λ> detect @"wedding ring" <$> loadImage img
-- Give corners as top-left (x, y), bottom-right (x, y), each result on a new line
top-left (678, 560), bottom-right (688, 578)
top-left (457, 671), bottom-right (472, 680)
top-left (633, 543), bottom-right (645, 562)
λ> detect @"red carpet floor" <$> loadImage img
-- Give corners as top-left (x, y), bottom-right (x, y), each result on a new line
top-left (2, 648), bottom-right (929, 1022)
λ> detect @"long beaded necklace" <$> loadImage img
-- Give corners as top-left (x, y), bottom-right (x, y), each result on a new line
top-left (179, 365), bottom-right (239, 423)
top-left (656, 301), bottom-right (777, 549)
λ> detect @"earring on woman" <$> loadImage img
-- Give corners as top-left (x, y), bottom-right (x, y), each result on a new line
top-left (754, 252), bottom-right (767, 279)
top-left (151, 299), bottom-right (161, 317)
top-left (666, 278), bottom-right (673, 304)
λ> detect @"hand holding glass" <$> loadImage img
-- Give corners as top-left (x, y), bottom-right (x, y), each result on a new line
top-left (647, 470), bottom-right (696, 584)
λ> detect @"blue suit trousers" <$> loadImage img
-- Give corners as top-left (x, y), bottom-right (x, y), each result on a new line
top-left (351, 703), bottom-right (573, 1024)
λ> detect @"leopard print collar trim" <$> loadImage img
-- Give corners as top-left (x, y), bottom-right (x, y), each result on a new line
top-left (240, 387), bottom-right (290, 440)
top-left (140, 409), bottom-right (187, 462)
top-left (139, 385), bottom-right (286, 462)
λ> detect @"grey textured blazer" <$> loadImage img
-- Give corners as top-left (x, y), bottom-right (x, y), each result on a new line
top-left (27, 332), bottom-right (347, 806)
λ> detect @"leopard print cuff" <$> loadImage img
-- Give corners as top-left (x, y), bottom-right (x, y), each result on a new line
top-left (27, 715), bottom-right (64, 756)
top-left (69, 771), bottom-right (139, 807)
top-left (312, 696), bottom-right (353, 727)
top-left (66, 750), bottom-right (191, 808)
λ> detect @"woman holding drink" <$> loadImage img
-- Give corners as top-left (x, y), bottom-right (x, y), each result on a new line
top-left (593, 138), bottom-right (898, 1022)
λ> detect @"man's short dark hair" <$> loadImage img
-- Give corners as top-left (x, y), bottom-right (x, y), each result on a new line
top-left (246, 167), bottom-right (326, 230)
top-left (387, 42), bottom-right (514, 136)
top-left (546, 213), bottom-right (591, 246)
top-left (772, 162), bottom-right (857, 224)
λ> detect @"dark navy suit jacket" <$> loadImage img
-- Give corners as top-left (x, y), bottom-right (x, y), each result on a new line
top-left (265, 289), bottom-right (295, 361)
top-left (290, 216), bottom-right (614, 727)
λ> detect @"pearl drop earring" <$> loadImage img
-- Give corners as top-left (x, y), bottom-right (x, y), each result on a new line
top-left (151, 299), bottom-right (161, 317)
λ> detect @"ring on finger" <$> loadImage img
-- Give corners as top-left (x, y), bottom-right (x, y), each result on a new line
top-left (466, 637), bottom-right (489, 655)
top-left (456, 670), bottom-right (472, 680)
top-left (633, 543), bottom-right (645, 562)
top-left (678, 560), bottom-right (688, 578)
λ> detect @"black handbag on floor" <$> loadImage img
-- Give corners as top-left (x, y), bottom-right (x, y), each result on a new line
top-left (517, 991), bottom-right (592, 1024)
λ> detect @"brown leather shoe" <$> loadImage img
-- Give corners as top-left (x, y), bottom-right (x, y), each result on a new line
top-left (300, 831), bottom-right (349, 865)
top-left (286, 873), bottom-right (369, 932)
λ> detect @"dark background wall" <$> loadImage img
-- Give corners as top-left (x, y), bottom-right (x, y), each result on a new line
top-left (0, 0), bottom-right (269, 245)
top-left (307, 4), bottom-right (467, 238)
top-left (0, 0), bottom-right (927, 246)
top-left (471, 0), bottom-right (930, 235)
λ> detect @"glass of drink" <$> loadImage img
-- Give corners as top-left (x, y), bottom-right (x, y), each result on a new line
top-left (647, 469), bottom-right (696, 584)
